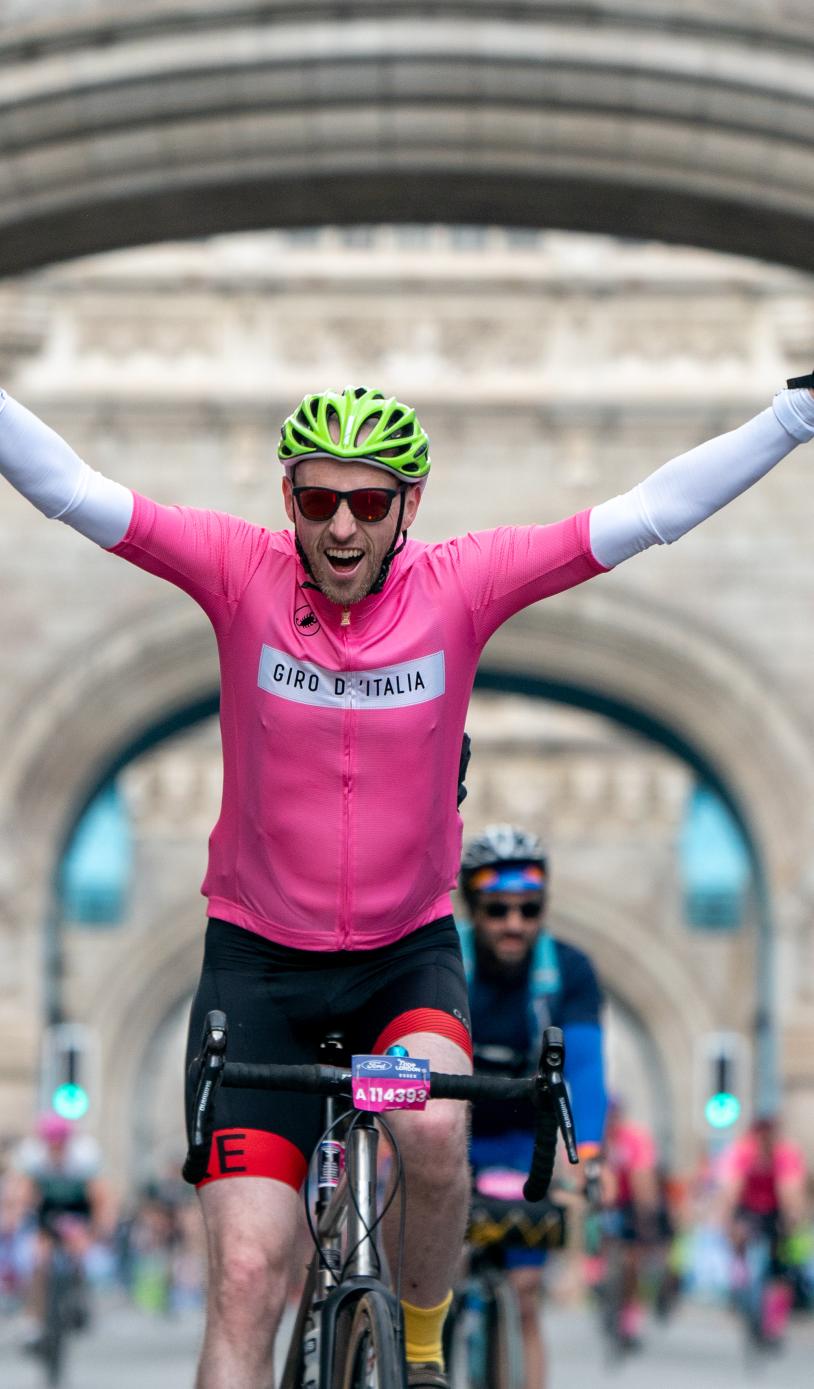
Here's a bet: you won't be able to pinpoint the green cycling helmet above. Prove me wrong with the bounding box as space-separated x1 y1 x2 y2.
278 386 430 480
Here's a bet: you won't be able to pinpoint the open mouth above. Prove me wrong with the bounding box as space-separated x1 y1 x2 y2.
325 548 365 576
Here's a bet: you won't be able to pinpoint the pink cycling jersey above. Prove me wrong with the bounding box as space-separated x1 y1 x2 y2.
720 1134 806 1214
111 493 605 949
606 1121 658 1207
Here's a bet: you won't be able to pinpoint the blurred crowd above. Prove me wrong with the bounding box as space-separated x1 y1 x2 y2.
0 1108 812 1358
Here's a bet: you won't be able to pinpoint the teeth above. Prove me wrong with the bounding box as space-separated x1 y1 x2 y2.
326 549 363 558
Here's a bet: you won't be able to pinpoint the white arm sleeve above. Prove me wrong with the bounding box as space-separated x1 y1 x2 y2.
589 389 814 569
0 390 133 548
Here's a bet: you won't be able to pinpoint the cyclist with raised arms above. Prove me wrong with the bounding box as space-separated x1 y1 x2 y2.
2 380 814 1389
459 824 607 1388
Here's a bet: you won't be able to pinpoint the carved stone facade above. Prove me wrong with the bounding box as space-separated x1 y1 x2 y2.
2 227 814 1182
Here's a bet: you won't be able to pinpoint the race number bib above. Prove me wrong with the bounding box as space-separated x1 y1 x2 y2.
351 1055 430 1111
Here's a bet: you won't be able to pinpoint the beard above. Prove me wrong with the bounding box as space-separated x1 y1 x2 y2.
307 547 378 606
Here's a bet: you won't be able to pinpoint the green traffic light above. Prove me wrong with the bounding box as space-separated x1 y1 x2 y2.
51 1082 89 1121
705 1091 741 1129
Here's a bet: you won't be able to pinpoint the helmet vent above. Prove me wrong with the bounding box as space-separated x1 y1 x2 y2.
278 389 430 479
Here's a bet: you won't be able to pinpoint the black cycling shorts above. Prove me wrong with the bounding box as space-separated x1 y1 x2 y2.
185 916 471 1190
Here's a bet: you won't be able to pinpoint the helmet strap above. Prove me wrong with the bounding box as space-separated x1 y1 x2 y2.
370 488 408 594
294 529 318 586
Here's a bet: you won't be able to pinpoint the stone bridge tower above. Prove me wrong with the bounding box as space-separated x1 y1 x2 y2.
1 1 814 1180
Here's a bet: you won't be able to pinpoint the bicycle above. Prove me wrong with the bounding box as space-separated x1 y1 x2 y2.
443 1177 567 1389
729 1209 796 1355
27 1217 90 1387
183 1010 579 1388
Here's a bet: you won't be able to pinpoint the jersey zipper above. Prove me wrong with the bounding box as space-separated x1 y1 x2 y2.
338 611 354 947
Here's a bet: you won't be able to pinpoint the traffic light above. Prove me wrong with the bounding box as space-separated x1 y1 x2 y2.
40 1023 97 1122
705 1048 741 1129
696 1031 750 1136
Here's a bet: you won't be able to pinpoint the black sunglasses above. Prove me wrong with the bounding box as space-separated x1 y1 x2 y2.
292 485 403 523
482 900 543 921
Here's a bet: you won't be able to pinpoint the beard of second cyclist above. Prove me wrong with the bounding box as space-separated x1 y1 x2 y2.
289 459 412 607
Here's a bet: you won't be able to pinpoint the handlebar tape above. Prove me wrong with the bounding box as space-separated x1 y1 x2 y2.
523 1100 559 1202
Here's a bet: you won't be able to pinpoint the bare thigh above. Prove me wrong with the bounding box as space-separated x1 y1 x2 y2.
198 1175 305 1294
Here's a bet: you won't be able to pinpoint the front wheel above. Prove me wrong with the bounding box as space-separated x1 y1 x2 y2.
41 1257 74 1387
336 1290 406 1389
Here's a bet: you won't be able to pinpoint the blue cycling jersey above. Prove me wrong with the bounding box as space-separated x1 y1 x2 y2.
458 923 608 1157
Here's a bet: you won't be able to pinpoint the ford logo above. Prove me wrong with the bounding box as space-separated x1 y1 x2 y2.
360 1059 391 1072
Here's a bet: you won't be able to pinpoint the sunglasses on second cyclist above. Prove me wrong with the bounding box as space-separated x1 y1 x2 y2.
482 900 544 921
292 485 404 524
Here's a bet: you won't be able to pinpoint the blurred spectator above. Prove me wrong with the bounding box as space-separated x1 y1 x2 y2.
120 1181 205 1316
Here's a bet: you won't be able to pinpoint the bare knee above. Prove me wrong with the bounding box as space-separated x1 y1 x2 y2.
208 1238 286 1325
397 1101 469 1193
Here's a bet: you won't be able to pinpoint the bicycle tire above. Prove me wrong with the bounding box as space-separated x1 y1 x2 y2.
443 1288 485 1389
486 1278 524 1389
42 1264 71 1387
334 1290 405 1389
443 1276 523 1389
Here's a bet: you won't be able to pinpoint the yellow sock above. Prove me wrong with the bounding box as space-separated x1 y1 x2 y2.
401 1291 453 1367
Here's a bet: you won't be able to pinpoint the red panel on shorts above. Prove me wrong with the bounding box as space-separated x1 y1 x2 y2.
374 1007 473 1061
197 1128 308 1191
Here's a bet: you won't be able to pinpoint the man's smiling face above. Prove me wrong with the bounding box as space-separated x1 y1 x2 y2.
283 457 421 606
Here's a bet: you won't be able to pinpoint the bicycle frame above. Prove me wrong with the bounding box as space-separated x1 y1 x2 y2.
278 1108 398 1389
183 1010 577 1388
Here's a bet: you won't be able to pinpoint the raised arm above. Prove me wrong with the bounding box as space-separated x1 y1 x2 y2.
590 388 814 568
0 391 133 547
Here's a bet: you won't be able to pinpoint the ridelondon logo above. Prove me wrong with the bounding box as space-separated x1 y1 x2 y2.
257 646 445 710
293 603 320 636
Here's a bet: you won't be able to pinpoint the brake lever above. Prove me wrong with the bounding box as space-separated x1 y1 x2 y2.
539 1026 579 1166
183 1010 228 1182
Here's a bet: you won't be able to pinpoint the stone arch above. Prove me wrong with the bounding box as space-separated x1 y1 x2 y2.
90 894 202 1186
4 2 814 274
478 585 814 894
8 583 813 912
4 581 813 1165
553 886 718 1166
